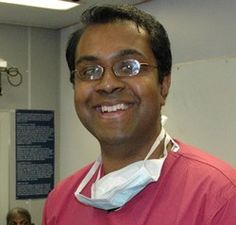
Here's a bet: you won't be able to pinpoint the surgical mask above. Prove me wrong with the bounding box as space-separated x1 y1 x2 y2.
74 117 179 210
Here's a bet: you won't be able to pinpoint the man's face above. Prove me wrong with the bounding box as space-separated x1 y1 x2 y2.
74 21 170 146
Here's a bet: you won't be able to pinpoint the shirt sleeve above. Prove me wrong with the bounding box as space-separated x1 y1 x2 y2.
209 193 236 225
41 196 55 225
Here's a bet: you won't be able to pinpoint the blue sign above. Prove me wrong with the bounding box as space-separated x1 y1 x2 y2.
15 109 54 199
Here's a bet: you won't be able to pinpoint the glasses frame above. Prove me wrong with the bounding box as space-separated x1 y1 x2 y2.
72 59 157 81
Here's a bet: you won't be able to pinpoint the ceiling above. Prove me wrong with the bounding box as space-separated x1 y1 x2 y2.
0 0 149 30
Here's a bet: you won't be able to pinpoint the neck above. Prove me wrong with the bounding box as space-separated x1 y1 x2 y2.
100 130 165 175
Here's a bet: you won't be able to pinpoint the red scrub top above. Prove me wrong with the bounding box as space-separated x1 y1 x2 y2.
42 141 236 225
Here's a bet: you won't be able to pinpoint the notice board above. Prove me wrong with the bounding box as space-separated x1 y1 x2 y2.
15 109 54 199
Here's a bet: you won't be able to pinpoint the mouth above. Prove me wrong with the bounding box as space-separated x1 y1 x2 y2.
96 103 130 113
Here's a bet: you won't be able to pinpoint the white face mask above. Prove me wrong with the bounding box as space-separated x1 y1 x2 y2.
74 117 179 210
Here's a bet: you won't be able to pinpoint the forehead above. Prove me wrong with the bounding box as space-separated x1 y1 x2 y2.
10 213 29 222
75 21 155 63
9 218 29 224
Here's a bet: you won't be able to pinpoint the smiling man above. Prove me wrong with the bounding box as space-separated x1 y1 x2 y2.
72 20 168 173
42 4 236 225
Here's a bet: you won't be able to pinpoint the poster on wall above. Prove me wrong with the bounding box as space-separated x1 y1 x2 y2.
15 109 54 199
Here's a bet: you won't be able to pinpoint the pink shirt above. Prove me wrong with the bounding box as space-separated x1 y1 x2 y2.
42 141 236 225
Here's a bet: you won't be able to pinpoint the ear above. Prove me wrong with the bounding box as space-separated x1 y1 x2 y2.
160 74 171 106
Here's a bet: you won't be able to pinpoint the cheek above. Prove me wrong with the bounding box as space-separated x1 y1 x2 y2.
134 77 161 103
73 86 93 129
135 78 163 118
74 84 90 113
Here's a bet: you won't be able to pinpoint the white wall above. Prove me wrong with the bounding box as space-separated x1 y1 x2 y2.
163 57 236 167
59 0 236 180
0 111 10 225
138 0 236 63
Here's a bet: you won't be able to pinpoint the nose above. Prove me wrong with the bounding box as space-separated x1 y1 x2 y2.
95 68 125 94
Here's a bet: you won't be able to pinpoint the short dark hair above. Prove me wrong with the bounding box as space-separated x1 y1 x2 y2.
66 4 172 84
7 207 32 225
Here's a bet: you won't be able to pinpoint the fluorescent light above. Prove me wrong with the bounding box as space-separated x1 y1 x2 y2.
0 58 7 68
0 0 79 10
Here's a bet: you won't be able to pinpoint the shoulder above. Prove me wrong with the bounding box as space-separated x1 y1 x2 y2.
42 163 94 224
169 140 236 197
164 141 236 222
46 163 93 203
175 140 236 184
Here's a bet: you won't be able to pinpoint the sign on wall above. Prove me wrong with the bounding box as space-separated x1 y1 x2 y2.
15 109 54 199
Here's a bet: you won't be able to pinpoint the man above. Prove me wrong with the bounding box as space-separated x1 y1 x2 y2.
7 207 34 225
42 4 236 225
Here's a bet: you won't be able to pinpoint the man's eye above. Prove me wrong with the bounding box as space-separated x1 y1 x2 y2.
120 64 133 73
79 66 101 80
119 61 139 76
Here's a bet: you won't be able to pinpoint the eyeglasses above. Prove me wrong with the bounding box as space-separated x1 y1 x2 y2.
72 59 157 81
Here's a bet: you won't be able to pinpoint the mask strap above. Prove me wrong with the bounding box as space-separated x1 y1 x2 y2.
164 133 180 153
76 156 101 193
144 127 166 160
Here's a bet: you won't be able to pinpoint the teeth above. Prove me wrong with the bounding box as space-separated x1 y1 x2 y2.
101 104 128 113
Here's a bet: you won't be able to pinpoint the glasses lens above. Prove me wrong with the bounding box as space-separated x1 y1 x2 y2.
77 65 103 80
114 59 140 77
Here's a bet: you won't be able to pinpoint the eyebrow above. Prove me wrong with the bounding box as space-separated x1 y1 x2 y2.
114 49 144 58
75 56 98 66
75 49 144 65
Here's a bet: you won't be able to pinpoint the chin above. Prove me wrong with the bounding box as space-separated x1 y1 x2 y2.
97 133 130 145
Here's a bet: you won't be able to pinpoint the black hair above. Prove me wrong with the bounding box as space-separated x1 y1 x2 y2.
66 4 172 84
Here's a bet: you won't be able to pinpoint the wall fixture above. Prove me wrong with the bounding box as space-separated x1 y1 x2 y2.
0 0 79 10
0 58 23 96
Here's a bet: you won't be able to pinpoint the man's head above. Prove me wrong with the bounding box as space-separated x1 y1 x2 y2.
66 4 172 85
66 4 172 148
6 207 33 225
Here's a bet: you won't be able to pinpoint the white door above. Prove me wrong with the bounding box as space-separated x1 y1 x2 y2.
0 111 10 224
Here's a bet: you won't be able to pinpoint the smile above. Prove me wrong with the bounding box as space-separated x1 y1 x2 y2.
101 103 129 113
